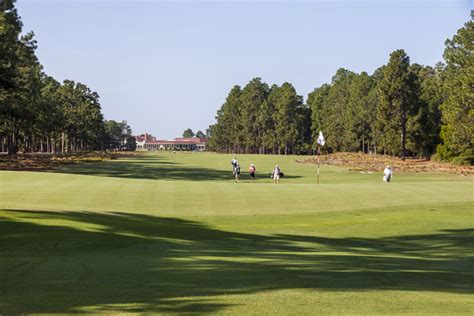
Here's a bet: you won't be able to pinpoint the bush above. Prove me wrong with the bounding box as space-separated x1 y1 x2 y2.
435 144 473 165
451 154 474 166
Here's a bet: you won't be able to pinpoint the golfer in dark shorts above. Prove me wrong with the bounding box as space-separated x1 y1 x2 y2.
234 163 241 182
249 163 256 181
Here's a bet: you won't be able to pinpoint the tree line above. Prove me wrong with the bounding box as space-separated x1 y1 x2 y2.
0 0 135 154
208 19 473 165
208 80 310 155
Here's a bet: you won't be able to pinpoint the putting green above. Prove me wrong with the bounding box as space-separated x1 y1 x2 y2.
1 152 473 314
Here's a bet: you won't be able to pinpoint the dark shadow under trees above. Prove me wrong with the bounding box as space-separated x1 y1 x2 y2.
1 210 473 313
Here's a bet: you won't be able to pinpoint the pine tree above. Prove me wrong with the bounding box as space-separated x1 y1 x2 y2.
346 72 376 152
375 50 414 158
437 20 473 164
209 85 242 152
256 98 276 154
0 1 131 154
272 82 302 155
239 78 268 153
308 84 330 151
195 130 206 139
326 69 355 152
0 1 30 154
406 64 445 158
295 103 312 154
182 128 194 138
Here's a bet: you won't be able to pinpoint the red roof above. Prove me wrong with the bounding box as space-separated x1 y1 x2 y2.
134 136 207 145
173 138 208 144
146 140 175 144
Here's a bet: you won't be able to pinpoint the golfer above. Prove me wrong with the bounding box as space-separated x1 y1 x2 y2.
383 165 393 183
231 156 237 170
272 165 281 184
249 163 256 181
234 163 241 183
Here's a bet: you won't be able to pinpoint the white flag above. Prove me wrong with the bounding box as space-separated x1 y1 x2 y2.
317 131 325 146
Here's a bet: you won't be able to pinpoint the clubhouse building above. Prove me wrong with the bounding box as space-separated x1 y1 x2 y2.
135 133 207 151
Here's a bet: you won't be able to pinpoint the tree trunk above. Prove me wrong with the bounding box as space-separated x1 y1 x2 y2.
401 112 407 160
8 127 18 155
61 132 65 153
362 135 365 154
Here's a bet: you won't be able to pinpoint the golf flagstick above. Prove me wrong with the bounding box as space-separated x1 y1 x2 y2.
316 131 325 184
317 145 320 184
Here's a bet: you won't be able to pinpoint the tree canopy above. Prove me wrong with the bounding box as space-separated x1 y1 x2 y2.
0 1 134 154
208 18 473 164
436 20 473 164
195 130 206 139
182 128 195 138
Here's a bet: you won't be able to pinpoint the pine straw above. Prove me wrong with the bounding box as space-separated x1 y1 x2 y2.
0 151 142 171
296 152 474 175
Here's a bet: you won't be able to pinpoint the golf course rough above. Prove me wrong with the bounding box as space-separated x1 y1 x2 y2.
1 152 473 315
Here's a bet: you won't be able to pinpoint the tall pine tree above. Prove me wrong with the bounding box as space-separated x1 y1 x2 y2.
375 49 415 158
437 20 473 164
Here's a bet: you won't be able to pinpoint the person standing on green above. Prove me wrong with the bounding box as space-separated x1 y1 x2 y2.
231 157 237 170
234 163 241 183
249 163 256 181
272 165 281 184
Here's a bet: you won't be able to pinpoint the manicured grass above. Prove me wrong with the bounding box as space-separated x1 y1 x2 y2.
0 152 473 314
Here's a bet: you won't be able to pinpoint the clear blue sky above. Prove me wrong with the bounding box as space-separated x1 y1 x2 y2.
17 0 471 139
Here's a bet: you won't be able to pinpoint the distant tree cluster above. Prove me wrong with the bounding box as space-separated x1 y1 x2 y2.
0 1 134 154
208 20 473 164
182 128 207 139
103 120 136 151
207 79 311 155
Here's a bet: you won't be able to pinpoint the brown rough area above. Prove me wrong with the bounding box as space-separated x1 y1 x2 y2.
0 152 142 171
296 152 474 175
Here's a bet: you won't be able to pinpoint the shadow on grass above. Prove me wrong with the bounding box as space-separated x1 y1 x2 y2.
1 210 473 313
51 157 301 181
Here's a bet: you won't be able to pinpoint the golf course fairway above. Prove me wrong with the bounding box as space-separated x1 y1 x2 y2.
1 152 473 315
